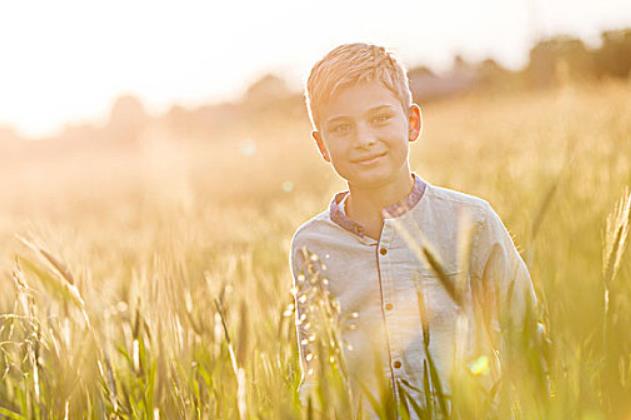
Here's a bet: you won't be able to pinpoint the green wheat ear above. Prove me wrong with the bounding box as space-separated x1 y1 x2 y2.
602 187 631 287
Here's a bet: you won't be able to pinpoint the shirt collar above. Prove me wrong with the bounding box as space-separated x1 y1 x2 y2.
329 172 427 239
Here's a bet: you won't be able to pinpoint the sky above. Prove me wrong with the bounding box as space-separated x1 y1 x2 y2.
1 0 630 138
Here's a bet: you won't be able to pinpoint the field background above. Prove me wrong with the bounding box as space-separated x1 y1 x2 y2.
1 78 631 418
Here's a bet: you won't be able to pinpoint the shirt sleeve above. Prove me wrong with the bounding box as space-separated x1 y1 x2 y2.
474 201 538 335
288 235 318 407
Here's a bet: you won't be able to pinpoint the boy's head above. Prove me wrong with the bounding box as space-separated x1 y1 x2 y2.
305 43 422 187
306 43 412 132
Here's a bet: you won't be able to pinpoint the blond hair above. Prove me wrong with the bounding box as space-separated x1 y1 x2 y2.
305 43 412 131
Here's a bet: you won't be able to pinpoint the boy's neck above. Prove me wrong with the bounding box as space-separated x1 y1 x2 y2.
345 168 415 227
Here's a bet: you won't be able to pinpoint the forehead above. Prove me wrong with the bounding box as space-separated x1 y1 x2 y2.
320 80 403 122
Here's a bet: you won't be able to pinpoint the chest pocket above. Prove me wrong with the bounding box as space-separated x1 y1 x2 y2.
418 271 468 327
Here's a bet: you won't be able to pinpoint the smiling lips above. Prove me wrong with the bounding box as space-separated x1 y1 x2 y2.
354 152 386 165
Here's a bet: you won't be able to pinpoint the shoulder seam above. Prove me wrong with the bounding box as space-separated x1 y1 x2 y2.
426 184 490 210
290 209 331 243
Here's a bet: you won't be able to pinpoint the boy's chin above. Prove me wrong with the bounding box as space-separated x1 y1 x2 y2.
345 172 392 188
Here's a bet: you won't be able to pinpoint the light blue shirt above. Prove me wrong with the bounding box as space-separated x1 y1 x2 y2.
289 173 538 418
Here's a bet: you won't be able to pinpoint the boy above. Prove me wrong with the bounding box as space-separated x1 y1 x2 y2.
288 43 539 417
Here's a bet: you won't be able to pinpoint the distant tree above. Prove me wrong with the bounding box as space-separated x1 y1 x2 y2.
476 58 514 88
0 125 19 144
107 95 147 144
452 54 469 73
408 65 436 78
527 35 595 87
242 73 290 106
595 29 631 79
165 104 190 138
60 123 102 143
0 125 21 160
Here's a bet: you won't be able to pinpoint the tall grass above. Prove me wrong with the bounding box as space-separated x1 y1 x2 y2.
1 80 630 418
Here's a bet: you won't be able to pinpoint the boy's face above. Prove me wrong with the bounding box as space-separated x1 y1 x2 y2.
312 80 422 188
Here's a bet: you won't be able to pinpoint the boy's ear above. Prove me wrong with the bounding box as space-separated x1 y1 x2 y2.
408 103 423 142
312 130 331 162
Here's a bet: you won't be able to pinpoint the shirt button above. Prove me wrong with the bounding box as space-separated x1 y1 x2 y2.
385 303 394 311
379 247 388 255
393 360 402 369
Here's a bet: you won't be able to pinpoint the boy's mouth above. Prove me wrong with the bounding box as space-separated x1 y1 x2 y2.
353 152 387 165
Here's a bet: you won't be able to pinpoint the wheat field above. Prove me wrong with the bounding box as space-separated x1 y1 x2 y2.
1 79 630 419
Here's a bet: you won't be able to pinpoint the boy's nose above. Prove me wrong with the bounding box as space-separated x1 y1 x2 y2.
354 123 377 148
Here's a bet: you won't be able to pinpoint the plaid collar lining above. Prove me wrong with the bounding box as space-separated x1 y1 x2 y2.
329 173 426 238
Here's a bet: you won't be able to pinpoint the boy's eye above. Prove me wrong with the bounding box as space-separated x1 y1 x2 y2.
331 123 352 135
372 114 392 124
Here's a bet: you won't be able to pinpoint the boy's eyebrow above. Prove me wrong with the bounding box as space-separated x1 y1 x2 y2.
365 105 395 114
325 105 396 126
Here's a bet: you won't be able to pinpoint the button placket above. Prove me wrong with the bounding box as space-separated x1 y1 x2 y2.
379 244 391 318
379 227 400 378
375 228 398 391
